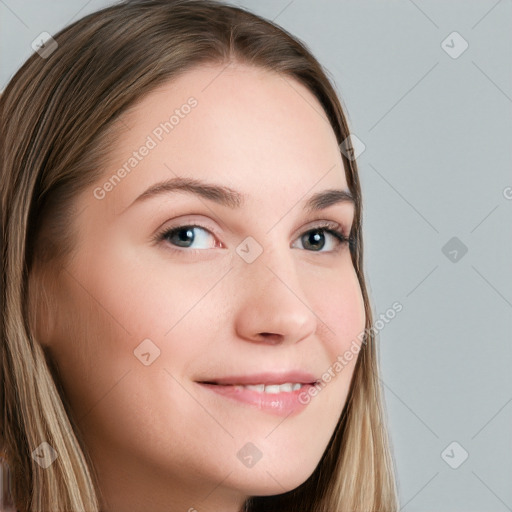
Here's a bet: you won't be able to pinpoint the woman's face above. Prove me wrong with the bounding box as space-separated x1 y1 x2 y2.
42 63 365 511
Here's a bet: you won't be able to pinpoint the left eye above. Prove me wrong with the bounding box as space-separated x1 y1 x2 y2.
157 222 351 254
293 225 349 252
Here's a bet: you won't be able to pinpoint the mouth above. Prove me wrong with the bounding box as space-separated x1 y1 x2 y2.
195 371 320 416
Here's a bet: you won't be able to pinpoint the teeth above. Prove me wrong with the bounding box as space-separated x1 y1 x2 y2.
237 382 304 393
245 384 265 392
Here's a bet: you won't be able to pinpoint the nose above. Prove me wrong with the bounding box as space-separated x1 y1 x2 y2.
233 244 318 347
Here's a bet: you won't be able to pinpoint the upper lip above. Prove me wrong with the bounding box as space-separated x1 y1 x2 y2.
197 371 319 386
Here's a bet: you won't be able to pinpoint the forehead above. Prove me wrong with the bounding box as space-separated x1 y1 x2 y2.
101 62 349 213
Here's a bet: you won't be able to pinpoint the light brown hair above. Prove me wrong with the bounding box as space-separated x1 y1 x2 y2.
0 0 399 510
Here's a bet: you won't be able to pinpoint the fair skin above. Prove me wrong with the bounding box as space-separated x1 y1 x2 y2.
39 63 365 512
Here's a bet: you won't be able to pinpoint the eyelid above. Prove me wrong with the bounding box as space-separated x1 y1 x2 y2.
296 219 345 237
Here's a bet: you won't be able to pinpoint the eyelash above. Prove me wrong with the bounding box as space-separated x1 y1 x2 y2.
154 221 355 255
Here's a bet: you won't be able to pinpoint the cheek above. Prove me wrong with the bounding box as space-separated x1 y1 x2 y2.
311 262 366 352
70 237 224 341
305 262 365 398
48 270 134 419
51 245 222 420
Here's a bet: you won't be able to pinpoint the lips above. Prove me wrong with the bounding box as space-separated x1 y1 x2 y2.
195 371 320 416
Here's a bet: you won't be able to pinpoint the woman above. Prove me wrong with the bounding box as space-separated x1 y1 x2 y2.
0 0 399 510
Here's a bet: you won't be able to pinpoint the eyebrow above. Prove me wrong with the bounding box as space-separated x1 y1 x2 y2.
125 177 355 213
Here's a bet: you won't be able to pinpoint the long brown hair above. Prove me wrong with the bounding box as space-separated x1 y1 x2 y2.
0 1 399 510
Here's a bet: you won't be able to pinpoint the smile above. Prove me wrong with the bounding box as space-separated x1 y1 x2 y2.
197 381 318 417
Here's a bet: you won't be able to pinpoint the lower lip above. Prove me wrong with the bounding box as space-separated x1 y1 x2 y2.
197 383 316 417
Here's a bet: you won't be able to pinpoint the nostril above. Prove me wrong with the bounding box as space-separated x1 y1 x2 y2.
259 333 281 344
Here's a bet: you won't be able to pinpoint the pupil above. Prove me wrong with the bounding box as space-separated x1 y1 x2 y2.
304 229 325 250
175 227 194 247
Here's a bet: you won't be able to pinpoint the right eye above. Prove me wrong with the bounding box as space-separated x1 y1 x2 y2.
156 224 221 252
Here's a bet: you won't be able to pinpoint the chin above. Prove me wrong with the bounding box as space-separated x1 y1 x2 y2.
231 461 318 497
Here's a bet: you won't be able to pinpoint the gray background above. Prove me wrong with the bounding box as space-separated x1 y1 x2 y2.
1 1 511 510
